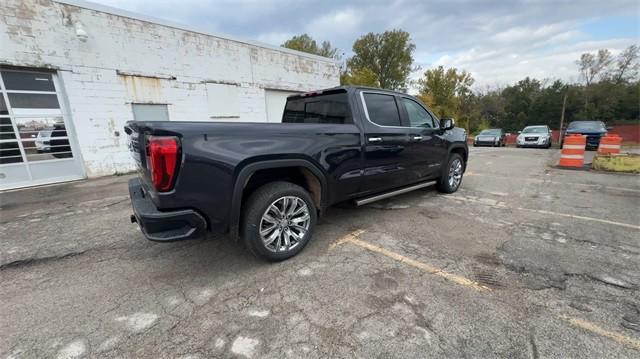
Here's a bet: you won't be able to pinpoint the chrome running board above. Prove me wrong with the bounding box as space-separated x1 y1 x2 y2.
354 180 437 206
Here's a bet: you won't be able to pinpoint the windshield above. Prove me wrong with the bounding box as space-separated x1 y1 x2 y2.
567 121 606 132
37 130 53 138
479 129 501 136
522 127 548 134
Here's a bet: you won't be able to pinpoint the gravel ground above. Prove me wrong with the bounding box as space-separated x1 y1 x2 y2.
1 147 639 358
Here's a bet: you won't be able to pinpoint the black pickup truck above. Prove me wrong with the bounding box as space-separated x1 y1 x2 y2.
125 86 468 261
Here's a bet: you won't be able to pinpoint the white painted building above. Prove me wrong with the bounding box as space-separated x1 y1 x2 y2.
0 0 340 190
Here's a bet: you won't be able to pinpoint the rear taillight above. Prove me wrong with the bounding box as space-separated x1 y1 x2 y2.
147 136 179 192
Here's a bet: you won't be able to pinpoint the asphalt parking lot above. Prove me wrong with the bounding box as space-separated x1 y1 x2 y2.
1 147 639 358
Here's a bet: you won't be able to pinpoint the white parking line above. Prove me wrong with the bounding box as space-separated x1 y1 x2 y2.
441 195 640 230
516 207 640 230
465 173 640 193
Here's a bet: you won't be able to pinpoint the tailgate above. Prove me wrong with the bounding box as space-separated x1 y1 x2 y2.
124 122 151 186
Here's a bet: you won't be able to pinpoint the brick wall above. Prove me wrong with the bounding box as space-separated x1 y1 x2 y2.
0 0 340 177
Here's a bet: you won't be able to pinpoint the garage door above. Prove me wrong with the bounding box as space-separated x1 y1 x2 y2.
265 89 299 122
0 69 84 190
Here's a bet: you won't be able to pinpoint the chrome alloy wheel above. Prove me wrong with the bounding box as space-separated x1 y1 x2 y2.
259 196 310 253
448 158 463 189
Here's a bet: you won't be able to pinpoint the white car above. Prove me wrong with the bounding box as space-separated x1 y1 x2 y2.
35 130 53 152
516 125 552 148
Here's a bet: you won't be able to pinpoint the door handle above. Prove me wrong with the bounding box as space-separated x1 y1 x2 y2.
368 137 383 143
412 135 423 141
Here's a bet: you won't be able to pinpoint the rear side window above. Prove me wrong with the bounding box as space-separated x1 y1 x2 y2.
283 92 351 124
363 93 401 127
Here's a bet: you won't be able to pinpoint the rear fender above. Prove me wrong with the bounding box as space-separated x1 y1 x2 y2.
229 159 327 240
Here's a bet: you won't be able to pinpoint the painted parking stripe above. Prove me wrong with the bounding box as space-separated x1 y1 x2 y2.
330 230 491 292
560 315 640 351
516 207 640 230
442 195 639 230
328 229 366 250
464 173 640 193
331 230 640 350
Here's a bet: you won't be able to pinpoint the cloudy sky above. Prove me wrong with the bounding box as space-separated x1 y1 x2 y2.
92 0 639 87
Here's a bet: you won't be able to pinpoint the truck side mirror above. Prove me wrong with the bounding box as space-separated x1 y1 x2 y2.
441 118 455 130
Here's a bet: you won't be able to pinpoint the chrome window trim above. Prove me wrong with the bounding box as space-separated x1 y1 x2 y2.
359 91 407 129
360 91 441 130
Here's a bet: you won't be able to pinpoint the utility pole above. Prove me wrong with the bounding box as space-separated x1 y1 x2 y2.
559 87 568 145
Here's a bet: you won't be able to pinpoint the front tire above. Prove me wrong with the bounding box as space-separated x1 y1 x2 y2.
437 153 464 193
242 181 317 261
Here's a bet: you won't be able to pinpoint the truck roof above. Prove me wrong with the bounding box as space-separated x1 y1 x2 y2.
290 86 407 99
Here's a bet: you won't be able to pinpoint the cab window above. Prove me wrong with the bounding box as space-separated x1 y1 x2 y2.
283 91 352 124
362 93 402 127
400 98 435 128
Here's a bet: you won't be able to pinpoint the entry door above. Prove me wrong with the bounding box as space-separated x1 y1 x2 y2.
397 97 447 178
359 92 418 194
0 69 84 190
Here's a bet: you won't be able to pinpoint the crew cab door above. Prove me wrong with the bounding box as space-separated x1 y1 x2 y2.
397 96 447 178
358 91 421 193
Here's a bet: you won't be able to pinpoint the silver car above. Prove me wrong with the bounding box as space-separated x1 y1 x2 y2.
516 125 552 148
35 129 53 152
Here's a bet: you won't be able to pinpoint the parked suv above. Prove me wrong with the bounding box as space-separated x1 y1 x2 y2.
516 125 552 148
125 86 469 261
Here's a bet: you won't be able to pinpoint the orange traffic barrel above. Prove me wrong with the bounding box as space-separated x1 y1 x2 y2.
559 134 586 168
597 134 622 155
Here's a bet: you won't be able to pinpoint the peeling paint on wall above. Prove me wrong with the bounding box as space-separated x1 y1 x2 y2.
119 74 165 103
1 0 339 179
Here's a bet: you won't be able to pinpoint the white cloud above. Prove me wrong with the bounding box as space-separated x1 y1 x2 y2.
255 31 294 46
90 0 639 86
305 8 363 43
434 38 636 87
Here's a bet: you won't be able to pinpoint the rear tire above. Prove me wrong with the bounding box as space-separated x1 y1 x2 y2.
437 153 464 194
242 181 317 262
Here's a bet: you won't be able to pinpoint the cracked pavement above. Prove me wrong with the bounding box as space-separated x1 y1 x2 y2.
1 147 639 358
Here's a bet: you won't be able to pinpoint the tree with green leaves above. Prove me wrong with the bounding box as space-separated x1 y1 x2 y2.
342 29 415 90
417 66 474 130
340 67 378 87
281 34 341 59
425 45 639 134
